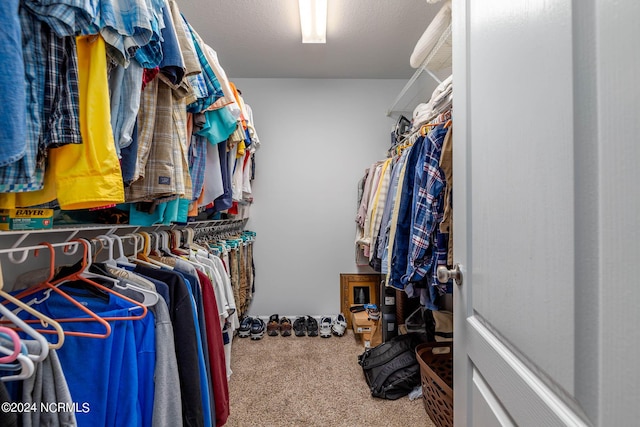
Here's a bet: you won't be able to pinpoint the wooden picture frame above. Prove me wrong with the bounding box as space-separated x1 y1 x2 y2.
340 273 381 329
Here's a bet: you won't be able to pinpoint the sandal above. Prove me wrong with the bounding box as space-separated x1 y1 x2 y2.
267 314 280 336
280 317 292 337
331 313 347 337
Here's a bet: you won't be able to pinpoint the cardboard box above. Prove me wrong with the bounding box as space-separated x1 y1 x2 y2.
0 209 54 231
352 310 382 348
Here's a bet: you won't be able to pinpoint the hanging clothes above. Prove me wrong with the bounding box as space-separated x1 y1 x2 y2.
0 0 26 169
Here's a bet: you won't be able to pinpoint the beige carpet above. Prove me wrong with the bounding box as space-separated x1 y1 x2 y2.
226 329 435 427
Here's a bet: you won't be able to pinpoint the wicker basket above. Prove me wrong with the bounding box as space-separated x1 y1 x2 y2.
416 342 454 427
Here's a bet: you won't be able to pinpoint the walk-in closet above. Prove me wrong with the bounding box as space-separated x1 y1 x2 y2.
0 0 637 426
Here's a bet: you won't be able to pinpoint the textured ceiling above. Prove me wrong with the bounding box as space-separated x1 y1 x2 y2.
178 0 440 79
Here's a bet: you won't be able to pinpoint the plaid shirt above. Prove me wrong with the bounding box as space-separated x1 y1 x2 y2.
188 134 207 202
22 0 95 37
133 0 167 68
44 30 82 149
99 0 160 67
0 7 46 194
0 0 27 168
127 77 191 202
185 21 224 113
404 125 449 284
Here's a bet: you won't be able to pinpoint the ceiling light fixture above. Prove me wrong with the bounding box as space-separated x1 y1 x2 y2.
298 0 327 43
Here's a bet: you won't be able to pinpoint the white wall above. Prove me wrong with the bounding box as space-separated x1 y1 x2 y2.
235 78 405 318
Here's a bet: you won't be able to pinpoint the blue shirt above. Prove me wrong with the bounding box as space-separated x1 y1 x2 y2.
388 136 425 290
0 7 45 193
379 147 412 273
177 273 213 427
13 285 156 427
159 3 185 85
0 0 26 168
404 125 448 284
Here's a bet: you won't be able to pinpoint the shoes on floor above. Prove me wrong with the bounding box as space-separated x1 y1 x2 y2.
332 313 347 337
267 314 280 336
280 317 292 337
250 317 266 340
319 316 332 338
293 316 306 336
238 316 252 338
306 316 319 337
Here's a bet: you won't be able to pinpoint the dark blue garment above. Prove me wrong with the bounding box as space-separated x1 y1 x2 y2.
173 268 216 427
388 136 425 290
176 272 213 427
158 3 184 85
0 0 26 167
120 121 139 186
11 286 155 427
213 140 233 212
133 266 204 427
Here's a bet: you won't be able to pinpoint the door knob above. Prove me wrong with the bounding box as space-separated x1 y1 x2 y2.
437 264 463 286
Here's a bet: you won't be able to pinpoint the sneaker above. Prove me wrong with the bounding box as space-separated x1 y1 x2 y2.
319 316 332 338
306 316 319 337
280 317 292 337
267 314 280 336
331 313 347 337
364 303 380 321
293 316 306 337
238 316 252 338
250 317 266 340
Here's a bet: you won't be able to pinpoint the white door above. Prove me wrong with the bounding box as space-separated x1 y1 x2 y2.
452 1 640 426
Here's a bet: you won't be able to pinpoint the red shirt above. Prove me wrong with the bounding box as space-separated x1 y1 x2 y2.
196 269 230 426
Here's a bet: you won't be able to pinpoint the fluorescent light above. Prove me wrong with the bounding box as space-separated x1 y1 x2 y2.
298 0 327 43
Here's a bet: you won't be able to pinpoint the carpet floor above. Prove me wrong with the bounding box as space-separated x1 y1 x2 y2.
225 329 435 427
